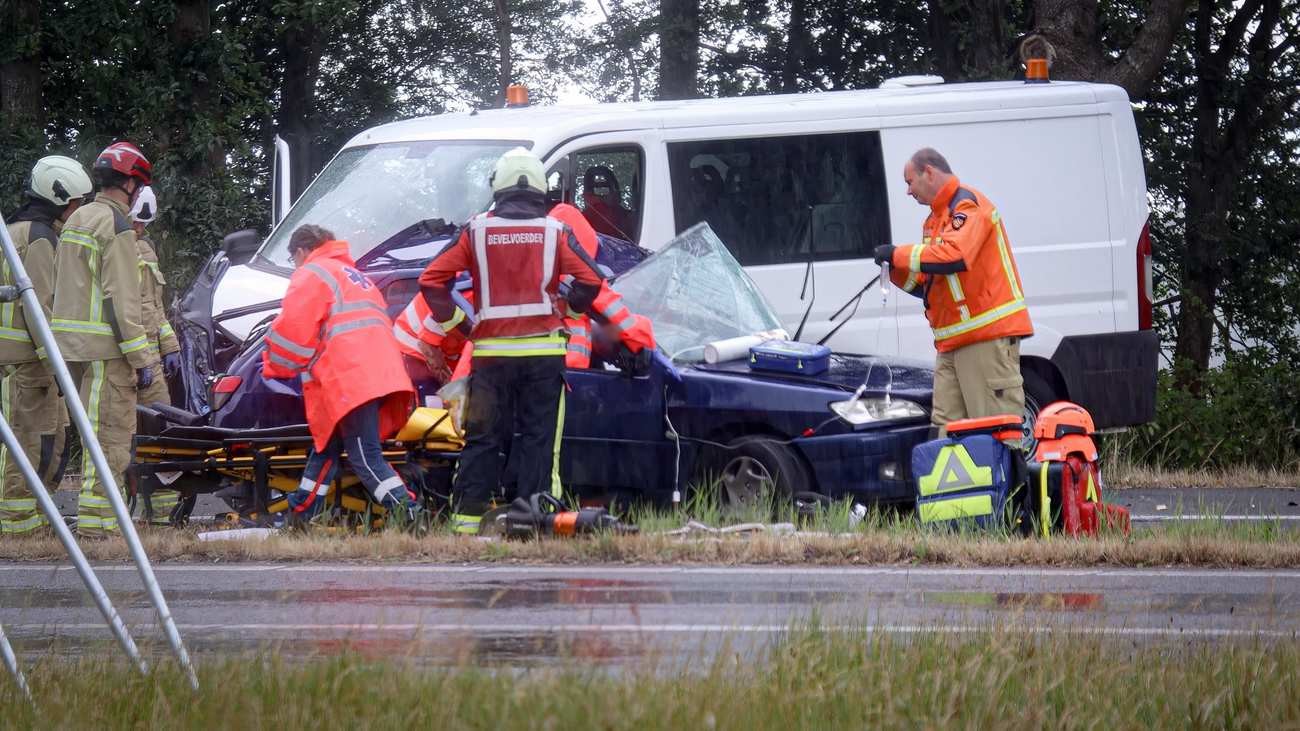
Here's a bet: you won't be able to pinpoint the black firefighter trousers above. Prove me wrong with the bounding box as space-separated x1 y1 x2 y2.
452 354 565 517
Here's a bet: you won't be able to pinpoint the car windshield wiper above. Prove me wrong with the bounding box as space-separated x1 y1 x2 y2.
355 218 458 269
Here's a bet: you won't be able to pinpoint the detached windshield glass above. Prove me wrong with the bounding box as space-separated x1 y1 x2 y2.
258 140 521 268
612 223 783 362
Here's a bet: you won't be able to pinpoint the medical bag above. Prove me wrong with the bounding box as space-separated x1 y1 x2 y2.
748 340 831 375
1029 402 1130 537
912 414 1027 530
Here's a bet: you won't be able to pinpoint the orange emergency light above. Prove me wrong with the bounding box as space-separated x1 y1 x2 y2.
505 84 530 107
1025 58 1050 84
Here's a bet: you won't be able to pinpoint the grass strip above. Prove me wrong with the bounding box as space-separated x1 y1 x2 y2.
3 627 1298 729
1 515 1298 566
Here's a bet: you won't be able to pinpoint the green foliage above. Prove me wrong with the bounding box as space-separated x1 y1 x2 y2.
5 631 1300 728
1117 358 1300 471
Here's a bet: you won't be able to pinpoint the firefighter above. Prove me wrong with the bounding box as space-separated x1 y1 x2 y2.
874 147 1034 434
418 147 652 535
262 224 420 524
0 156 91 536
129 185 181 525
52 142 157 538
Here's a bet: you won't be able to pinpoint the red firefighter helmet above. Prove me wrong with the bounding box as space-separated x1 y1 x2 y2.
1033 401 1098 462
93 141 152 185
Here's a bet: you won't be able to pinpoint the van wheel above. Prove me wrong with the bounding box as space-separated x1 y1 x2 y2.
707 436 811 509
1021 371 1057 452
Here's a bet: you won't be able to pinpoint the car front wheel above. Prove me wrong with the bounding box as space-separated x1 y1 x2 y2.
707 436 812 509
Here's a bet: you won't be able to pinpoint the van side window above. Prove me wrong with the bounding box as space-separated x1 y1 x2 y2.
573 146 644 243
667 132 891 265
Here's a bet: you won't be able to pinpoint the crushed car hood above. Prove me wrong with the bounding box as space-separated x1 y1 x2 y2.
692 353 933 405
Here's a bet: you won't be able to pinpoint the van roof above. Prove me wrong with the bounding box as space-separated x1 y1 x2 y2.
344 80 1127 154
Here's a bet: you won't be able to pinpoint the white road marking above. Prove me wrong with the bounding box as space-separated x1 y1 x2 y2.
1132 515 1300 522
4 622 1297 640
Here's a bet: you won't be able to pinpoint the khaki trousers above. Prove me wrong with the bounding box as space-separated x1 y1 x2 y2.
70 359 137 537
931 336 1025 428
0 361 67 535
134 360 177 524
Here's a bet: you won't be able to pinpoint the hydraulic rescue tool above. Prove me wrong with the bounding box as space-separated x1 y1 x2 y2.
499 493 639 539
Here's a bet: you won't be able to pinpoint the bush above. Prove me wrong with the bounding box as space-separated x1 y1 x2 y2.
1116 359 1300 471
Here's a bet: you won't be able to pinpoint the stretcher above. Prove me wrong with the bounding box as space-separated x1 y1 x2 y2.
131 406 463 528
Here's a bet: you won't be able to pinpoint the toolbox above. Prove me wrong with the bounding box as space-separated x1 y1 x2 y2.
748 340 831 375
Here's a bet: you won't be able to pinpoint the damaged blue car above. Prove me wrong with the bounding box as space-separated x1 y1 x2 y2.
138 223 933 522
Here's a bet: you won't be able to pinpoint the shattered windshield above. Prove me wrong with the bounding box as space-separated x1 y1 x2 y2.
257 140 521 269
612 223 783 362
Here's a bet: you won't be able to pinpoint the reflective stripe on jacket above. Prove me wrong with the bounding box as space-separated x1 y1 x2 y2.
261 240 414 451
0 219 58 365
51 198 154 367
137 236 179 358
392 293 470 367
889 177 1033 353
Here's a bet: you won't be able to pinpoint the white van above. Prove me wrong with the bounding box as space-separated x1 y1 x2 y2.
214 78 1157 429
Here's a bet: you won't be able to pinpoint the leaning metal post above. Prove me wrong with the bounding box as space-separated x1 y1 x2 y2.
0 222 197 690
0 620 33 706
0 407 148 676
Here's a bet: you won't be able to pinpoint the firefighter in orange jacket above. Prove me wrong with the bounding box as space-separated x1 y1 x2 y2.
874 148 1033 432
392 289 471 384
263 224 419 523
549 201 655 368
418 148 651 535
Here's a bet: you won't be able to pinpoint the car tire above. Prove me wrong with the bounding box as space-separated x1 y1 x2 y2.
1021 369 1058 452
704 436 812 509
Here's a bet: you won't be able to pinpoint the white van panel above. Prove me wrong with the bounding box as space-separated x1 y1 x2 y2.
212 264 288 340
877 113 1115 364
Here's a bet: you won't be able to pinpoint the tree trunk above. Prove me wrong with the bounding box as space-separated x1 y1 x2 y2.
494 0 513 105
0 0 43 132
279 13 328 196
1031 0 1189 99
659 0 699 99
926 0 1011 80
781 0 809 93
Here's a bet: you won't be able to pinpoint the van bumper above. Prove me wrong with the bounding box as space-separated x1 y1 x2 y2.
1049 330 1158 429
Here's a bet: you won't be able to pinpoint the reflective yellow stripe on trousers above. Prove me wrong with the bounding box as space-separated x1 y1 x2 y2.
474 333 566 357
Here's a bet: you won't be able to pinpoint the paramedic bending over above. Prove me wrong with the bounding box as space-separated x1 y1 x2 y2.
872 147 1034 434
262 224 420 525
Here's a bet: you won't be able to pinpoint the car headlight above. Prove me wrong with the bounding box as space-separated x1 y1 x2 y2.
830 396 926 425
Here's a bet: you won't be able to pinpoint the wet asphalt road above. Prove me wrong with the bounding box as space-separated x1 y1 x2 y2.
3 564 1298 667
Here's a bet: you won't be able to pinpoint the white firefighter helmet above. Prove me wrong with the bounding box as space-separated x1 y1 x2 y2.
29 155 93 207
490 147 546 196
130 185 158 224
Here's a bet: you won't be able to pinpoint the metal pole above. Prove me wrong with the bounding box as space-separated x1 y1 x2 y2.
0 222 197 690
0 621 33 706
0 409 147 675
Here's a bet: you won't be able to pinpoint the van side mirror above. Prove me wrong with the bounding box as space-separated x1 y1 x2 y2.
221 229 261 265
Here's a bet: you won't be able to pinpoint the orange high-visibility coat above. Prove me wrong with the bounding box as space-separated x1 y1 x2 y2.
263 240 414 450
550 202 656 367
392 290 471 369
889 177 1033 353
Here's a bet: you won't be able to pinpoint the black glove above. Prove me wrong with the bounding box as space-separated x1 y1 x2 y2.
872 245 895 266
613 345 651 377
136 367 153 388
162 352 181 379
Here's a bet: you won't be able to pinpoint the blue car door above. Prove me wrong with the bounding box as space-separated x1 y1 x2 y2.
560 362 673 498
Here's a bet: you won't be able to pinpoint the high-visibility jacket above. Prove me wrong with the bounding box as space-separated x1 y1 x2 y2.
262 240 414 450
889 177 1033 353
137 236 179 359
0 204 60 365
51 197 154 368
392 291 470 368
548 202 656 367
418 195 606 358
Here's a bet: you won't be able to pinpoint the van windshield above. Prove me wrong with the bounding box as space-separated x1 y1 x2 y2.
257 140 523 269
